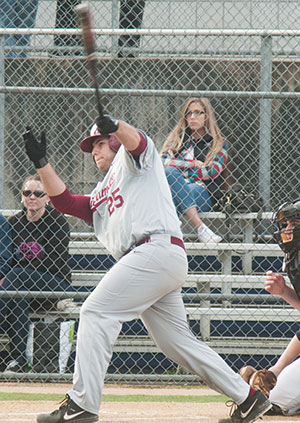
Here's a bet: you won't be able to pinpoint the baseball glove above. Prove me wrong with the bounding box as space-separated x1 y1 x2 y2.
240 366 277 397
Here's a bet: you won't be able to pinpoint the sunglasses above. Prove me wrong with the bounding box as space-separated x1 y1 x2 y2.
22 190 47 198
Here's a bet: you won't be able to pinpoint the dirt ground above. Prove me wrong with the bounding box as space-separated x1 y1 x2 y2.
0 383 298 423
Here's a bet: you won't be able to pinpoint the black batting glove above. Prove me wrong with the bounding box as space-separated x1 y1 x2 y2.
96 114 119 135
23 126 48 169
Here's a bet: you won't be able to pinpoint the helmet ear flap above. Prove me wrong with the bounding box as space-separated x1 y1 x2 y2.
108 134 121 153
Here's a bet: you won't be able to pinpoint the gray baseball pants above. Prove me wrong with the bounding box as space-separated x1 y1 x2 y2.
68 235 249 414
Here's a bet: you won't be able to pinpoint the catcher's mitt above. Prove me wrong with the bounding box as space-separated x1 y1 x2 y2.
240 366 277 397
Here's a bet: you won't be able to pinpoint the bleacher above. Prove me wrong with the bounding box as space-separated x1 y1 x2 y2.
0 209 292 375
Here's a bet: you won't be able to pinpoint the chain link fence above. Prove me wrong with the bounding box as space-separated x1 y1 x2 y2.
0 0 299 383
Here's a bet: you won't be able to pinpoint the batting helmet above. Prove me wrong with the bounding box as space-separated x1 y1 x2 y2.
272 200 300 253
80 123 121 153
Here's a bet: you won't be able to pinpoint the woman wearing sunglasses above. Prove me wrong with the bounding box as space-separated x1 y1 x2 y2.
160 97 229 243
0 174 71 373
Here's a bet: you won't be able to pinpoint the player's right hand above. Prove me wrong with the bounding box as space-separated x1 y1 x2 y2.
23 126 48 169
96 114 119 135
264 270 286 296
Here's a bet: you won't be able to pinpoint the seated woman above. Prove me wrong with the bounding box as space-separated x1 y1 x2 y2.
0 173 71 372
160 97 229 242
0 213 12 280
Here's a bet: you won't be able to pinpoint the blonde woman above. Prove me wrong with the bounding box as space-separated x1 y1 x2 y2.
161 98 229 242
1 174 71 373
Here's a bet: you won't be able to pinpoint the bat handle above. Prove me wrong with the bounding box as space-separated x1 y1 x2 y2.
95 87 104 118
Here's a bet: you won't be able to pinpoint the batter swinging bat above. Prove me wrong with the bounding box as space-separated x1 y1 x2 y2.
75 3 104 118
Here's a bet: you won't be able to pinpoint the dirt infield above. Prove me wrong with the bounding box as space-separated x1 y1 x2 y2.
0 383 298 423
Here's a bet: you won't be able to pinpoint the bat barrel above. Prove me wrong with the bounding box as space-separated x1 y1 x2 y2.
75 1 105 118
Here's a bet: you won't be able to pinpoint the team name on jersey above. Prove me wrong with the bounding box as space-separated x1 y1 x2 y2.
90 172 124 216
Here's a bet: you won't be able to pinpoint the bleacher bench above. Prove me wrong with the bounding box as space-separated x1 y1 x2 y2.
0 209 288 359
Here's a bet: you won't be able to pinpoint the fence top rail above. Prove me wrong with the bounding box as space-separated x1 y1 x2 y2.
1 86 300 99
1 28 300 37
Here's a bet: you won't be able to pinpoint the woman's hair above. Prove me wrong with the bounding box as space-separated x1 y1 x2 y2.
21 173 43 191
160 97 224 165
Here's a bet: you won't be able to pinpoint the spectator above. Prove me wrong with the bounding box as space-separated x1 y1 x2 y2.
54 0 81 54
263 199 300 415
118 0 146 57
0 173 71 373
0 213 12 280
0 213 12 369
24 117 271 423
160 97 228 242
53 1 146 57
0 0 38 57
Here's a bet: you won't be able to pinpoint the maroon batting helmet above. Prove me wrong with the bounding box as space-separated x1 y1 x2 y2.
80 123 121 153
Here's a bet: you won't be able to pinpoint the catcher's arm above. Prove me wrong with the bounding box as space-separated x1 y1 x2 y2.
265 271 300 311
269 334 300 376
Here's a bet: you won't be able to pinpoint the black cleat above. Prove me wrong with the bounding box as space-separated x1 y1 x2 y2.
218 390 272 423
36 394 98 422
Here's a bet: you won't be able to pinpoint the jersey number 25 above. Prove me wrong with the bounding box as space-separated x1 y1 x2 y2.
107 188 124 216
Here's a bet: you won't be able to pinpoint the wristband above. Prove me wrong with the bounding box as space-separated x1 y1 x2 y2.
34 157 48 169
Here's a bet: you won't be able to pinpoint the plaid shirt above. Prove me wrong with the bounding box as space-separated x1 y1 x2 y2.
161 135 229 183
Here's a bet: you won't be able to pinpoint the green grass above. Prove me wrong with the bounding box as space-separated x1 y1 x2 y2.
0 392 228 403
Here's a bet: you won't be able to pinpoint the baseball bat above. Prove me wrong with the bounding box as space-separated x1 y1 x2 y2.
75 3 104 118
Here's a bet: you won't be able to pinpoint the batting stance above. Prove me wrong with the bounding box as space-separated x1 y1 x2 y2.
23 115 271 423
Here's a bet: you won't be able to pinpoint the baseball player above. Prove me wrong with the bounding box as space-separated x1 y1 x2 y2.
264 200 300 415
238 200 300 417
23 115 271 423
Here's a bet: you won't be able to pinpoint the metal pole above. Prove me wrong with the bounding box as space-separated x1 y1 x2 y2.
259 35 272 210
111 0 119 54
0 35 5 207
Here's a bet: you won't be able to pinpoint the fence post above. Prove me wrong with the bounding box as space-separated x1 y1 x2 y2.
111 0 119 54
259 35 272 211
0 35 4 206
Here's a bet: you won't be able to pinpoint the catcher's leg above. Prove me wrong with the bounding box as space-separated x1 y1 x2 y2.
269 357 300 415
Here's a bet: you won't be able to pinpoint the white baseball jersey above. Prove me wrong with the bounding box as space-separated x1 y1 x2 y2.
89 132 183 259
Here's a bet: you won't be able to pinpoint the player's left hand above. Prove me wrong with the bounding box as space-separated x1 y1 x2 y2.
96 114 119 135
23 126 48 169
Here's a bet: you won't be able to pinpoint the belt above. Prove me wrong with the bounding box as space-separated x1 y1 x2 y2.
123 235 185 257
136 235 185 251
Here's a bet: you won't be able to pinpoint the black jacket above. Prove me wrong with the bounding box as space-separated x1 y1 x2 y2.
8 206 71 282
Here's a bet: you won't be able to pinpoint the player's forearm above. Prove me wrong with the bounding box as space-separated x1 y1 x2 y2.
115 120 140 151
270 334 300 376
37 163 67 197
280 285 300 310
